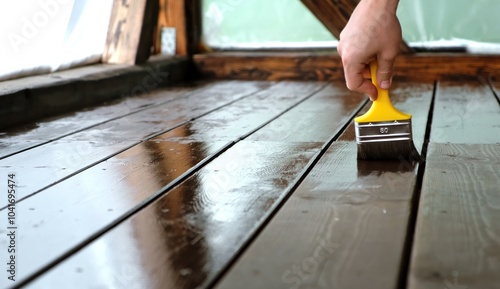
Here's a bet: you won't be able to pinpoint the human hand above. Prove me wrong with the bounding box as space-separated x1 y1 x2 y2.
337 0 402 101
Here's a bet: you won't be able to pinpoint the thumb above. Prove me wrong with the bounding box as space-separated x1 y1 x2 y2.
376 57 395 90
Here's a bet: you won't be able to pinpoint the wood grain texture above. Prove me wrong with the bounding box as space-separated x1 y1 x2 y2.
103 0 159 64
193 52 500 81
247 82 366 142
1 139 230 286
0 81 269 208
301 0 413 53
214 82 434 289
408 143 500 289
23 141 323 289
431 80 500 144
19 82 366 289
408 79 500 288
0 83 197 159
154 0 187 55
6 81 326 285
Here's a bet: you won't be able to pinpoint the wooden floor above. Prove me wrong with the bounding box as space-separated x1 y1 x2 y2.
0 79 499 289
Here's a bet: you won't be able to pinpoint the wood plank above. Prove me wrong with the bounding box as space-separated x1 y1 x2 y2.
22 142 323 289
103 0 159 64
18 83 366 288
301 0 413 53
0 84 198 159
247 82 367 142
3 81 328 285
0 81 269 208
430 80 500 144
154 0 188 55
214 81 434 289
193 52 500 81
408 80 500 289
0 139 230 286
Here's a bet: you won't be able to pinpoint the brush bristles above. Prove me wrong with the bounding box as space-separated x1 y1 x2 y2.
357 140 422 162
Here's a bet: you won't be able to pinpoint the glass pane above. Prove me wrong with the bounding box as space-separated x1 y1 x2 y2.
398 0 500 52
202 0 337 49
0 0 114 81
203 0 500 53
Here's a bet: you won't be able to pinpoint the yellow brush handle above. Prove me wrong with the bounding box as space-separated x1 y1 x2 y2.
354 61 411 123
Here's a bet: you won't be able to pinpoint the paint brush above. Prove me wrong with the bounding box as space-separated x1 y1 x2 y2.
354 61 421 161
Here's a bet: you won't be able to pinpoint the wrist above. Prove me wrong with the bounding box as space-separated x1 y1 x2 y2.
364 0 399 13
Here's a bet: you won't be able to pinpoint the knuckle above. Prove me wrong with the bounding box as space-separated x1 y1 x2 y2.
345 78 361 91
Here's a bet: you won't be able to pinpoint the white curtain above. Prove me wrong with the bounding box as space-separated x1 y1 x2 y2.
0 0 114 81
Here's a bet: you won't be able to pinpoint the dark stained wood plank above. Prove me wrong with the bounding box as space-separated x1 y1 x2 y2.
144 81 329 144
0 84 198 159
214 82 434 289
0 81 270 208
18 83 366 288
301 0 413 53
102 0 159 64
4 81 327 285
0 139 230 285
430 80 500 144
23 141 323 289
194 52 500 81
408 80 500 289
408 143 500 289
248 82 367 142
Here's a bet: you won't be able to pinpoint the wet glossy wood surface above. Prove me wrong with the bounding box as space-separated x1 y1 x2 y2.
2 79 497 289
0 81 269 207
408 81 500 289
1 81 328 284
0 84 193 159
17 82 366 288
215 82 434 289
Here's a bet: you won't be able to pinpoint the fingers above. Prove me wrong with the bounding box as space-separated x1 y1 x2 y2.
343 61 377 100
361 66 371 79
376 56 395 89
356 79 378 101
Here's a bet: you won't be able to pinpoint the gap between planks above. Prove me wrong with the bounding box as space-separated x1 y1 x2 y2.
213 81 435 289
408 80 500 289
17 82 366 289
9 81 332 286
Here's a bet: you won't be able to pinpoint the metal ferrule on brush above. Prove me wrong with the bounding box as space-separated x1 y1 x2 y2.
355 119 413 144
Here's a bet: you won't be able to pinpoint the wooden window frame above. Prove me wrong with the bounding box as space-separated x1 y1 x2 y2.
188 0 500 81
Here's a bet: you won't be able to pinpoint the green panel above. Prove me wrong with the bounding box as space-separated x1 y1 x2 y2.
398 0 500 43
202 0 336 48
203 0 500 49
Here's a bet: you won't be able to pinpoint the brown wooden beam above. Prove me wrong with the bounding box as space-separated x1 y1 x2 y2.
185 0 203 55
103 0 159 64
301 0 413 53
154 0 188 56
193 52 500 82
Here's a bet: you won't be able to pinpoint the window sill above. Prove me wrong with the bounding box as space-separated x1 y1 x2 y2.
0 55 189 130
